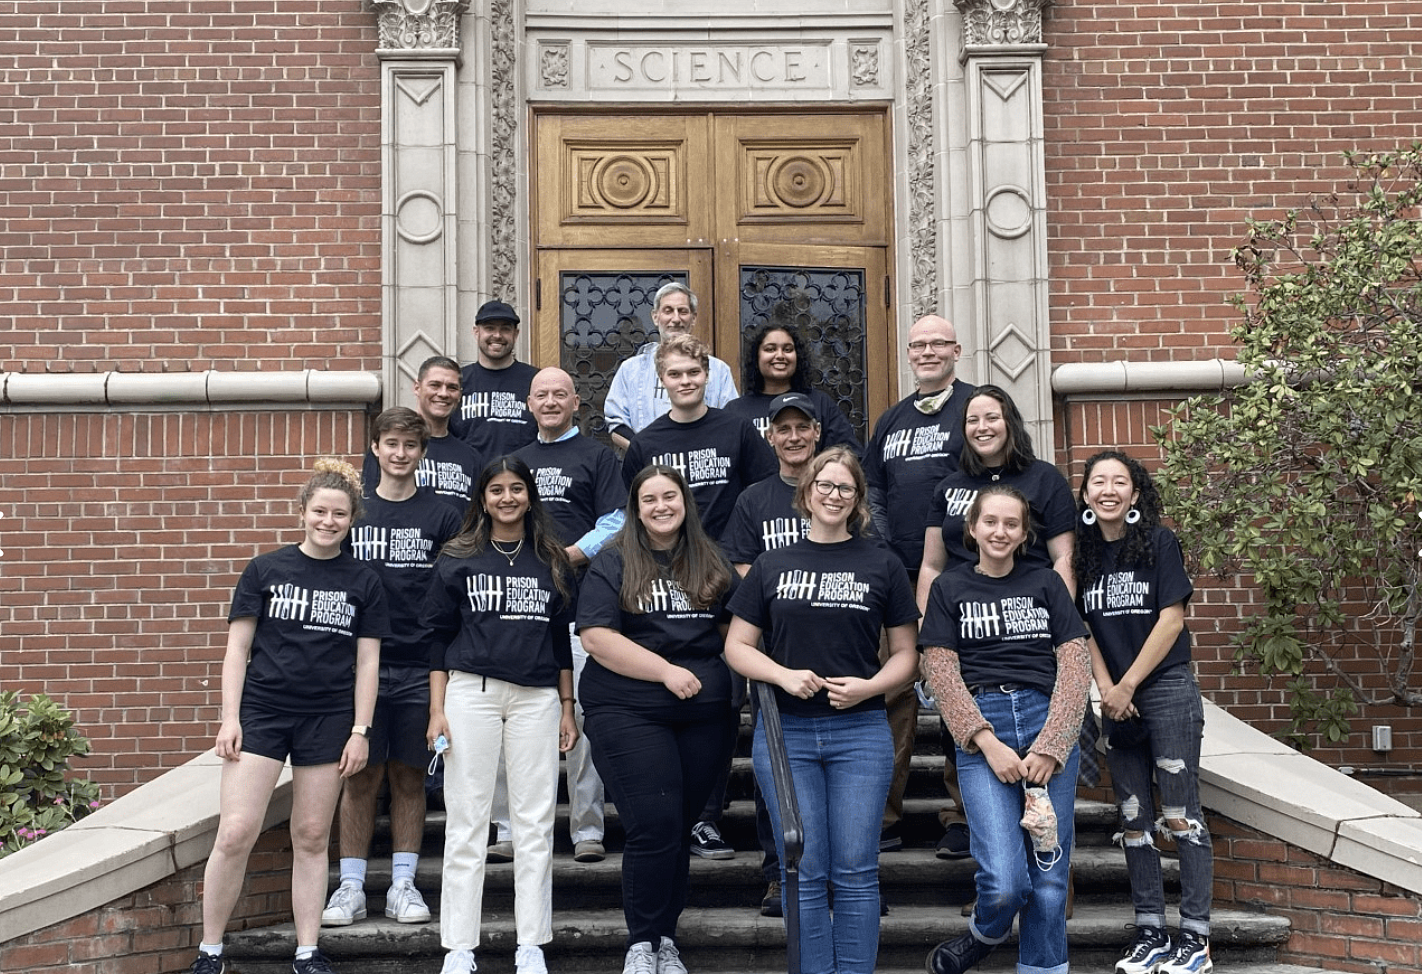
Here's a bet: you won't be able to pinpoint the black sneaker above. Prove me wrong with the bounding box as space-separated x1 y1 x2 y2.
189 954 226 974
761 880 783 917
879 823 903 851
1116 925 1172 974
926 932 995 974
293 949 337 974
690 821 735 859
935 822 971 859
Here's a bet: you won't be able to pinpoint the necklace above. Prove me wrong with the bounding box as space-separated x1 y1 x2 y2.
490 537 523 567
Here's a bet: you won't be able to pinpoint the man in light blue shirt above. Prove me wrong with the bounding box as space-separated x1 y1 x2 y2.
604 282 738 451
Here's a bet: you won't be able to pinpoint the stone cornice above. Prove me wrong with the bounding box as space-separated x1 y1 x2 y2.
0 370 381 410
954 0 1051 58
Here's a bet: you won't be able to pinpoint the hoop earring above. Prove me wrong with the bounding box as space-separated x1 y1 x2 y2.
1126 507 1141 524
1080 509 1097 526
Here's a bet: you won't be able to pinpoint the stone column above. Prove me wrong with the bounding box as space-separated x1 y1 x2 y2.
373 0 467 409
953 0 1054 450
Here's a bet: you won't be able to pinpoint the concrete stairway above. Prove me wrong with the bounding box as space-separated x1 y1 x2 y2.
226 712 1296 973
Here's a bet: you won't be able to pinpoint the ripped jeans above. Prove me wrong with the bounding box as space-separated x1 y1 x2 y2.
1106 665 1212 937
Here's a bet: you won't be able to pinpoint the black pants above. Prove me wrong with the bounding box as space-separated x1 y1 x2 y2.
585 703 737 947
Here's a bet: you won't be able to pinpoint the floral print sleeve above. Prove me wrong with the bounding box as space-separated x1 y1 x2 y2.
1028 636 1091 766
922 645 992 753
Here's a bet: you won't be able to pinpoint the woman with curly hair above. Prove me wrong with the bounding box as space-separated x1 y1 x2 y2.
424 456 579 974
1075 451 1213 974
722 320 862 454
577 464 741 974
189 459 388 974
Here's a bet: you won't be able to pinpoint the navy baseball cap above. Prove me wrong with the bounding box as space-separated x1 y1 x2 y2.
474 300 520 326
767 392 819 424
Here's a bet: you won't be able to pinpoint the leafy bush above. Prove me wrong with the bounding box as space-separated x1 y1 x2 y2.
1154 146 1422 747
0 691 102 857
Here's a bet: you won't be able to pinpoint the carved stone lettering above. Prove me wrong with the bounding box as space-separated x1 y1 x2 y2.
588 45 829 91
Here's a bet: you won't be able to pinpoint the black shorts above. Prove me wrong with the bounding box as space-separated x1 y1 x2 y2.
240 700 353 767
370 665 431 769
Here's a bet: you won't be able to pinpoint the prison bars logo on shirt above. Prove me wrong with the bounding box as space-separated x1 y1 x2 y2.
1081 572 1152 616
649 448 732 487
465 574 553 617
417 459 474 499
881 425 953 463
636 578 695 614
760 516 809 551
774 569 872 609
941 487 977 518
349 525 435 565
460 390 526 422
269 584 357 632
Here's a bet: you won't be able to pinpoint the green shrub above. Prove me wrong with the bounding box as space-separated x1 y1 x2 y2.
0 691 102 858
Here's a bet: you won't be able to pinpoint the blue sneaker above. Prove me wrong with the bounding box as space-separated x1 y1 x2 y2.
1158 931 1212 974
1116 925 1172 974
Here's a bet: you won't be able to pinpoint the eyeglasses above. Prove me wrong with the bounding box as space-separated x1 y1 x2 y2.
907 339 959 353
812 480 859 499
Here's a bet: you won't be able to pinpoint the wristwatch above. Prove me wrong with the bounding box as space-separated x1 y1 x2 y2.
351 724 371 738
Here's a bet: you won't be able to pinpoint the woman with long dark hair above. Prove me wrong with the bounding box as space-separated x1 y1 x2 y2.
722 320 861 453
424 456 578 974
920 484 1090 974
577 465 740 974
1075 451 1213 974
724 447 920 974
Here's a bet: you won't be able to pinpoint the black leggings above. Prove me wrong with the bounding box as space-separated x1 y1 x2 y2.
585 704 737 947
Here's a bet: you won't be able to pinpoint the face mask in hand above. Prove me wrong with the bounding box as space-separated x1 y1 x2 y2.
1021 785 1064 871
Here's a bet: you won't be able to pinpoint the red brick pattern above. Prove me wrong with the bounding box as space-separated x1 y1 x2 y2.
0 1 384 374
0 826 294 973
1214 817 1422 974
1043 2 1422 366
0 410 370 793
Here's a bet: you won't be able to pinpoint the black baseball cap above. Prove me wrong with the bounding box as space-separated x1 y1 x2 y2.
474 300 520 326
767 392 819 424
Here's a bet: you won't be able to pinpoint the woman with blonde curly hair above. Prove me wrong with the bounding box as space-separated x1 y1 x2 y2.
189 459 389 974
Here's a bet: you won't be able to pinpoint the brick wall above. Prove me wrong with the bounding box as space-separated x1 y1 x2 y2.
1214 816 1422 974
0 826 294 974
0 409 372 796
1043 1 1422 366
0 1 383 375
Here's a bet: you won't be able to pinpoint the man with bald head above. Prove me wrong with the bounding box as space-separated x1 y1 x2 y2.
864 315 976 860
500 367 625 861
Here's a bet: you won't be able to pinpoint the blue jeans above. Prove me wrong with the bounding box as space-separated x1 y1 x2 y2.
956 687 1078 974
1105 666 1212 937
753 709 893 974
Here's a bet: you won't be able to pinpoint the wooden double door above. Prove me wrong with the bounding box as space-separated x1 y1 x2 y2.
531 110 894 443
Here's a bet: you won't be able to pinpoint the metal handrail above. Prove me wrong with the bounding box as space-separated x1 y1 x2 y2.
752 679 803 974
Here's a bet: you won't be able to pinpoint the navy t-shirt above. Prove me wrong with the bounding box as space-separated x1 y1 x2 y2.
344 492 462 668
576 545 737 716
450 360 539 459
720 475 809 566
727 536 919 718
863 381 976 568
512 433 625 547
919 561 1088 699
1079 526 1194 689
621 407 778 539
229 545 391 713
423 544 574 688
722 389 863 457
362 435 482 519
927 459 1077 573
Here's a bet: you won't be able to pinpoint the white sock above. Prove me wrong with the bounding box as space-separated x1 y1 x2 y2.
338 857 367 888
199 942 223 957
391 851 418 885
296 945 317 960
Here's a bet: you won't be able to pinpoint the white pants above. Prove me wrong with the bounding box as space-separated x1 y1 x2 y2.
441 672 559 949
492 627 605 844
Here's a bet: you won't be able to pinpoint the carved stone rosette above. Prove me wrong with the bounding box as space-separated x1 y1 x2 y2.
954 0 1051 53
371 0 468 59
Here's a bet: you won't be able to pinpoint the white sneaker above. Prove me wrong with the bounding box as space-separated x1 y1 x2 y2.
621 942 657 974
657 937 687 974
320 883 366 926
514 944 548 974
384 880 432 924
440 948 476 974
